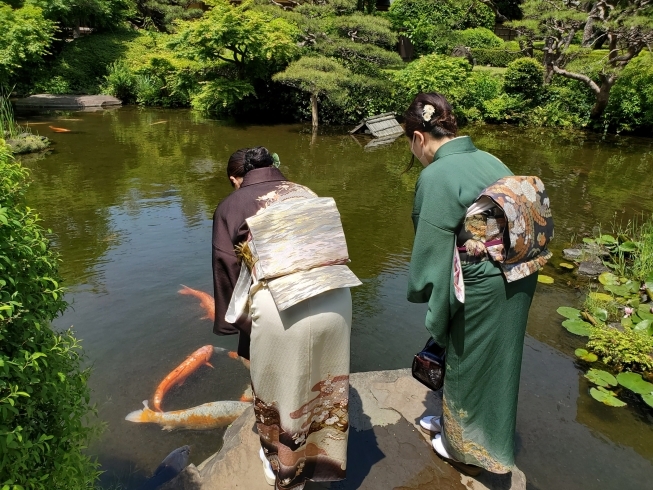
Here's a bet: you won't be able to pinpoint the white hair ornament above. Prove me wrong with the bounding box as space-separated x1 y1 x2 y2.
422 104 436 123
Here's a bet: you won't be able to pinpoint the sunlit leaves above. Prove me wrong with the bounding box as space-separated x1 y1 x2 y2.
585 368 617 387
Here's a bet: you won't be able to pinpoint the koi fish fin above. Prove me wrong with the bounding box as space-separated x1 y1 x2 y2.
228 351 238 359
125 400 151 423
240 386 253 403
214 347 228 355
206 362 214 369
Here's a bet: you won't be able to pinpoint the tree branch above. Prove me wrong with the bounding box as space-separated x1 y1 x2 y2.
551 65 601 94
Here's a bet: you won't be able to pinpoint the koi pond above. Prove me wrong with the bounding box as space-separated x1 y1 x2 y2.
18 108 653 489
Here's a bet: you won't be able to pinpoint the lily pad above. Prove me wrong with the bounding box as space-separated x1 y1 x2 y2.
562 319 592 336
618 241 639 253
616 372 653 395
557 306 581 319
621 316 634 328
633 319 651 333
559 262 575 270
590 387 627 407
599 272 620 286
642 393 653 408
590 292 613 302
637 304 653 322
575 348 598 362
597 235 617 245
591 308 608 323
604 283 638 297
585 368 617 387
537 275 554 284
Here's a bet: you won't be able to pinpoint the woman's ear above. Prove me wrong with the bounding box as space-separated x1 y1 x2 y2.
411 131 425 153
229 176 242 189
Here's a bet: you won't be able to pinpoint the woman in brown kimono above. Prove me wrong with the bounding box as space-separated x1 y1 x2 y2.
212 147 357 489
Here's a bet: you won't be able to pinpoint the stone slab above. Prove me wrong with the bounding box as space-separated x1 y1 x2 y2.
14 94 122 109
165 370 526 490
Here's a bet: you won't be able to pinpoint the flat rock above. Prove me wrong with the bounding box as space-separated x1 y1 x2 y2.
578 261 610 277
166 370 526 490
563 248 583 261
14 94 121 109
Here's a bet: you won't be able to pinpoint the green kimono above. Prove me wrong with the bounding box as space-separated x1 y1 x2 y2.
408 136 537 473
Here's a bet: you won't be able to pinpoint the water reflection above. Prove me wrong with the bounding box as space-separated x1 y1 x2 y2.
18 109 653 488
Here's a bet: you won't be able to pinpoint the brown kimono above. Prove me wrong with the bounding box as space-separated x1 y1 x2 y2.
212 167 313 358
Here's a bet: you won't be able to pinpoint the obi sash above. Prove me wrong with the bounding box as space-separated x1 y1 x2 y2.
225 197 361 322
454 176 554 303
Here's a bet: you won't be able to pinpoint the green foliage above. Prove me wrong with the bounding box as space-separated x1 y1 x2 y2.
27 0 131 30
387 0 495 56
393 54 472 107
0 4 55 86
472 47 523 67
190 78 255 113
587 327 653 372
274 55 350 103
0 142 100 488
332 13 397 49
603 52 653 134
130 0 203 32
29 30 139 95
172 0 299 78
504 57 543 100
454 27 503 49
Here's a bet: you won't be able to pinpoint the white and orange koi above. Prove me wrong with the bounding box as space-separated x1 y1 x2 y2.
153 345 213 412
125 399 249 431
178 285 215 321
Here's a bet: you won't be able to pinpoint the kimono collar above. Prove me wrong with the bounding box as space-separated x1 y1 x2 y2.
241 167 287 188
432 136 477 162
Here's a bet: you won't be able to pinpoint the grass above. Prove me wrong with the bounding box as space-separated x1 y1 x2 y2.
473 65 506 75
0 88 21 138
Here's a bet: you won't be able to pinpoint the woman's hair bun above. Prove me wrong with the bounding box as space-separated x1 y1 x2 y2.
244 146 274 172
404 92 458 139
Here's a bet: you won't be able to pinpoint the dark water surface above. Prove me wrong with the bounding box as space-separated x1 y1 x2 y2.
19 108 653 489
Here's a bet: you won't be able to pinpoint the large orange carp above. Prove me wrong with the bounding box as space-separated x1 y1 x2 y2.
126 400 249 430
153 345 214 412
178 285 215 321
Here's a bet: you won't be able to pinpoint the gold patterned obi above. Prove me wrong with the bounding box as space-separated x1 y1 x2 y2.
454 176 554 303
225 197 361 322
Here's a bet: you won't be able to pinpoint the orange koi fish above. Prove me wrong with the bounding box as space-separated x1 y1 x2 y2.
228 351 251 370
126 399 249 431
178 285 215 321
48 126 71 133
153 345 214 412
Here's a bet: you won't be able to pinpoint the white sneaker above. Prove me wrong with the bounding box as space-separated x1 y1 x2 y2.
432 433 453 458
419 415 442 434
259 447 275 486
432 434 483 476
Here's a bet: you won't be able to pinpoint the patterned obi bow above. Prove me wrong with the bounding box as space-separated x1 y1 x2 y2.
226 197 361 322
454 176 554 303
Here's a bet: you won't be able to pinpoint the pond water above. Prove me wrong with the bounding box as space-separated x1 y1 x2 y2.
18 108 653 489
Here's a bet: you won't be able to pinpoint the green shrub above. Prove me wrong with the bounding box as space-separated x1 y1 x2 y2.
387 0 494 56
458 70 503 121
504 57 543 100
454 27 503 49
472 48 523 67
481 93 527 123
603 52 653 133
103 61 137 103
0 142 100 488
393 54 472 108
30 30 140 94
587 326 653 372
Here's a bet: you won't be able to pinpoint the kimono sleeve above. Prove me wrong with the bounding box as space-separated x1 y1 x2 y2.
407 216 457 346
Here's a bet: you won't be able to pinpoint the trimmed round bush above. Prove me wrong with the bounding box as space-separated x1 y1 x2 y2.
504 57 544 100
455 28 503 49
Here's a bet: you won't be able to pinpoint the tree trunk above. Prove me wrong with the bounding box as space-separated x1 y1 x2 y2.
582 17 594 47
310 92 318 130
590 77 615 119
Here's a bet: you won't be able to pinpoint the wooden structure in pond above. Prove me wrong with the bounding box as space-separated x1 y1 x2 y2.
349 113 403 149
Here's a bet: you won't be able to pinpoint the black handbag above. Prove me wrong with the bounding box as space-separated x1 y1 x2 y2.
411 338 446 391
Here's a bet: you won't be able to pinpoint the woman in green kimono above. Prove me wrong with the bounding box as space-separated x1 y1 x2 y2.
405 93 541 475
